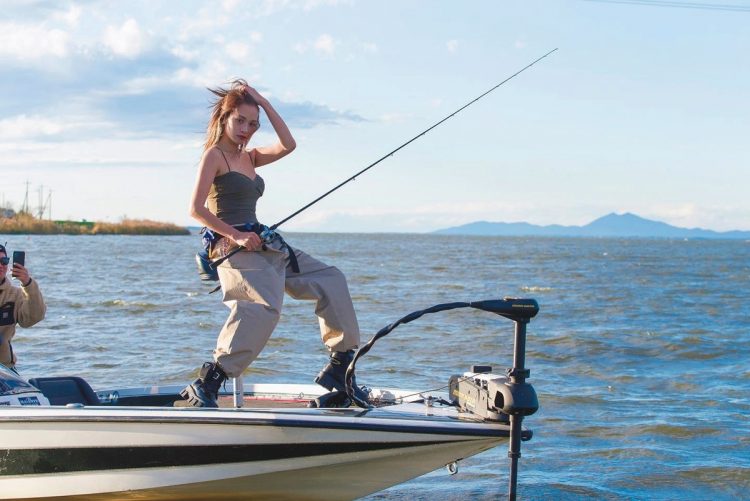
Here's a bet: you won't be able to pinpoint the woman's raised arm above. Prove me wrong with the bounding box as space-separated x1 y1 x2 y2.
243 84 296 168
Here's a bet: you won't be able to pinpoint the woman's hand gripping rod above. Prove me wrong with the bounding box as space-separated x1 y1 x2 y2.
209 48 558 270
209 225 277 271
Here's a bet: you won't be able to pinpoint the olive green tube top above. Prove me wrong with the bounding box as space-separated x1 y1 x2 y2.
206 172 265 225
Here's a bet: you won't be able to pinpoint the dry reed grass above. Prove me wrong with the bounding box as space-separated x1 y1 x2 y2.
0 213 189 235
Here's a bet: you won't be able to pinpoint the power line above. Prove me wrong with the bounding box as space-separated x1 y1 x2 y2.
585 0 750 12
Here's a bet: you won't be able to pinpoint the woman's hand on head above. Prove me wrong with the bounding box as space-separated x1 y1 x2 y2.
241 84 267 105
234 231 263 251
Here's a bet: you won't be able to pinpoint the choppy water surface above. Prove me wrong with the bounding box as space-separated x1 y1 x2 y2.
4 233 749 500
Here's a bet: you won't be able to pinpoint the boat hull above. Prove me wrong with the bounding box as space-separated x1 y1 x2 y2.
1 405 508 500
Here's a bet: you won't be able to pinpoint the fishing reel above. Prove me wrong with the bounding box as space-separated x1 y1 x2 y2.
258 225 277 244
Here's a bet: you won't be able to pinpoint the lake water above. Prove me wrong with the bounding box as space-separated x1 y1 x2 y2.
3 232 749 500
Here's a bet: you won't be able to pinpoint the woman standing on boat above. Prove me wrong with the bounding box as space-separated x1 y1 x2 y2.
183 80 368 408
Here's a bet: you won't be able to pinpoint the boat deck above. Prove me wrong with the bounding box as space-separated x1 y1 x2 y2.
174 395 315 408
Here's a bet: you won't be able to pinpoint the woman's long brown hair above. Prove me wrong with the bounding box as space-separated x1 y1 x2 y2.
204 79 258 151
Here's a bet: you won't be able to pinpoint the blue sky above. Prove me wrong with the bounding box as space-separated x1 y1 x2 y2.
1 0 748 232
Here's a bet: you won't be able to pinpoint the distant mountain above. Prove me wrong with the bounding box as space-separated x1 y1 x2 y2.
433 213 750 239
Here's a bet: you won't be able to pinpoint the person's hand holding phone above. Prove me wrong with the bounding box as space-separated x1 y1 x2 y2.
11 251 30 286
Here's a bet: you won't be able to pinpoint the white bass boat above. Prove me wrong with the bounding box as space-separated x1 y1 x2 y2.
0 298 539 500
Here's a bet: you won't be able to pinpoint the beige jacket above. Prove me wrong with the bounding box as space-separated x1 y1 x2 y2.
0 277 46 368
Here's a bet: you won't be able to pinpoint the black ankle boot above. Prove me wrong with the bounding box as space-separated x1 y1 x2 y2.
314 350 370 403
180 362 227 408
308 390 351 409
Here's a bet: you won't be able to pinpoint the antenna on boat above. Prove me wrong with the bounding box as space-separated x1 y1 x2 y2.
209 48 558 270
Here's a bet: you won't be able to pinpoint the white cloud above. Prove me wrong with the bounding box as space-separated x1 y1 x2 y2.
641 203 750 232
225 42 251 62
55 5 82 27
107 63 231 92
514 40 527 49
362 42 378 54
222 0 242 12
283 90 302 100
646 203 699 220
0 136 196 168
248 0 292 17
314 34 336 55
0 22 70 60
446 39 459 53
217 0 352 18
303 0 353 10
218 32 262 64
304 0 354 10
0 114 65 139
170 44 199 62
176 7 230 42
172 63 231 88
292 35 337 56
290 34 335 56
103 18 147 58
95 75 172 98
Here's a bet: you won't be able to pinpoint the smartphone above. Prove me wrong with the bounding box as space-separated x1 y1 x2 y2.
12 251 25 267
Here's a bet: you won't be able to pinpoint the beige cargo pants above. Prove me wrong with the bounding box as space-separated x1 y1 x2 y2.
212 238 360 377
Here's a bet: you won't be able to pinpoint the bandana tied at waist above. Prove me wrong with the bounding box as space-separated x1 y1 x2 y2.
195 223 300 285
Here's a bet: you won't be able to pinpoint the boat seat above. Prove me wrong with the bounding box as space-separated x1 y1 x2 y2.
28 376 100 406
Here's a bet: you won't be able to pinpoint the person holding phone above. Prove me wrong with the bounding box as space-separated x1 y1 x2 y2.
0 244 46 373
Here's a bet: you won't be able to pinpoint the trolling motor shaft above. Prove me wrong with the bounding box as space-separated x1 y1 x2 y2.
448 299 539 501
506 314 538 501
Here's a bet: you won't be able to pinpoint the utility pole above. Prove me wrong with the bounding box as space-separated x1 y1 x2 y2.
46 190 52 220
37 185 44 219
23 180 30 214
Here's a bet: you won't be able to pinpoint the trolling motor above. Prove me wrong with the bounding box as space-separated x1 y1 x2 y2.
449 299 539 422
344 297 539 501
449 299 539 501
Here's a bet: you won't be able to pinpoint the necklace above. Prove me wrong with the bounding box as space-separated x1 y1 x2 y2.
216 145 242 156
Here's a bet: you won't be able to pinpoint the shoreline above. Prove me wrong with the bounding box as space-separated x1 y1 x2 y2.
0 216 190 236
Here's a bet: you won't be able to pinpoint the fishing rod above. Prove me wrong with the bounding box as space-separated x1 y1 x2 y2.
210 47 558 269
